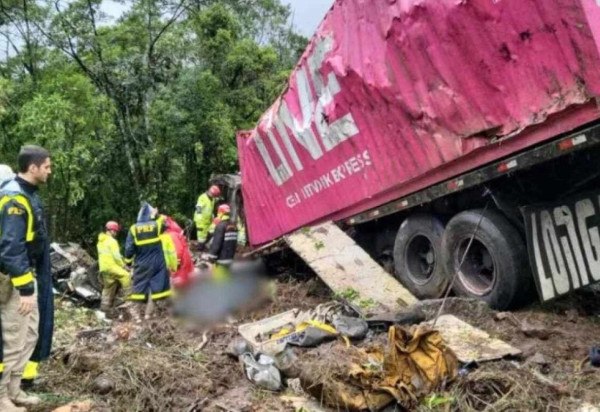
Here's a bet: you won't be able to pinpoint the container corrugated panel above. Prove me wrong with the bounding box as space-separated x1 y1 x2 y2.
237 0 600 246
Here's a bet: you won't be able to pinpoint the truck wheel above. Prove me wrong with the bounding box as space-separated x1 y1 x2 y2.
393 214 448 299
442 209 533 310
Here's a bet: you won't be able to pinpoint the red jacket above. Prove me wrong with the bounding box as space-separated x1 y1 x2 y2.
164 216 194 288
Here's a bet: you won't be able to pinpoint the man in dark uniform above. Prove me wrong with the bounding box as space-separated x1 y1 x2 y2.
124 203 176 322
205 204 238 281
0 146 54 411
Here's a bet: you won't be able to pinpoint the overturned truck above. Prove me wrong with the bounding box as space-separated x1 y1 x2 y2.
224 0 600 310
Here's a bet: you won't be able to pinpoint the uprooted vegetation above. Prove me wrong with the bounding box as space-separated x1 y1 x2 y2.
30 278 600 412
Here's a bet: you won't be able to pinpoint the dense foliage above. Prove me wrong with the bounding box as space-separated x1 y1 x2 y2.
0 0 306 248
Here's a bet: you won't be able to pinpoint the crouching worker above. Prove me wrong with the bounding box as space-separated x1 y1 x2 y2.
124 203 177 322
205 204 237 281
97 221 131 314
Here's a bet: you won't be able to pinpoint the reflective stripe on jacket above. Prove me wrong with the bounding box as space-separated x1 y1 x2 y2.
0 177 54 369
193 193 215 242
124 217 172 300
207 216 238 265
97 233 129 277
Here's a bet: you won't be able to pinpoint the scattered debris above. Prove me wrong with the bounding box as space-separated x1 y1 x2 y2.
528 352 551 374
578 403 600 412
198 330 210 351
226 339 251 359
285 222 418 313
365 308 427 330
454 365 548 411
51 242 102 305
52 400 94 412
566 308 579 323
298 325 457 411
33 275 600 411
91 374 114 395
528 352 549 366
429 314 521 363
240 353 282 392
332 315 368 340
519 319 556 340
494 311 512 322
280 395 328 412
238 302 359 355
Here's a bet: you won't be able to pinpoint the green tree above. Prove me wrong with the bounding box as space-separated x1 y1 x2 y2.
14 66 117 240
0 0 307 247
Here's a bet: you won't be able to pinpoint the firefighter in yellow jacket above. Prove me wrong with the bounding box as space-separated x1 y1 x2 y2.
97 221 131 313
193 185 220 251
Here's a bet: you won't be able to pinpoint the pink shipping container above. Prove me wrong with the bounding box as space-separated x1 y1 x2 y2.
237 0 600 246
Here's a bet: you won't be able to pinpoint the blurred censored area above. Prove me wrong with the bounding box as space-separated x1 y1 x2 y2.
172 259 270 326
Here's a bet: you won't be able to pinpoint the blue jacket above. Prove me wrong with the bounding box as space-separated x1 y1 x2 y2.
124 203 171 301
0 177 54 364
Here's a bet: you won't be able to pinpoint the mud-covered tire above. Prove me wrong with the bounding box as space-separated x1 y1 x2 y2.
442 209 534 310
393 214 448 299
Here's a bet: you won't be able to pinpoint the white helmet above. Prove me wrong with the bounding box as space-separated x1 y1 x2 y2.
0 164 15 186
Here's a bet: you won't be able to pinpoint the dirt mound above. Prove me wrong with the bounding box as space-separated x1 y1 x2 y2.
39 319 232 411
453 362 562 411
31 279 600 412
33 278 330 412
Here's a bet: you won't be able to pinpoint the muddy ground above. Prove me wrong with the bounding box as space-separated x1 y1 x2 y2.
28 271 600 412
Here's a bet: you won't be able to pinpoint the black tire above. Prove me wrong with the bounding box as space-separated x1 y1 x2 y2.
442 209 534 310
393 214 448 299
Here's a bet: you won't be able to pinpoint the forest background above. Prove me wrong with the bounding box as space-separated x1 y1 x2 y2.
0 0 308 248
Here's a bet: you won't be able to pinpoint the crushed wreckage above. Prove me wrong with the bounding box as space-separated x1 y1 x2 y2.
50 242 102 304
232 298 529 411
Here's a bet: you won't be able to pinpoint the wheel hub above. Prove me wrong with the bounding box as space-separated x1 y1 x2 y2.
405 235 436 285
456 239 496 296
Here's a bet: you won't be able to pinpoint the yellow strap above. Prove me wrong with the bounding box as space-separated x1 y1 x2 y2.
12 272 34 287
0 195 35 242
305 320 338 334
270 326 294 340
341 335 351 348
0 363 4 373
22 361 38 379
134 237 161 246
151 290 172 300
271 320 338 340
128 290 172 301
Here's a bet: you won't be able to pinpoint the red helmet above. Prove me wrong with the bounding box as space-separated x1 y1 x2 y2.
208 185 221 197
217 204 231 215
105 221 121 232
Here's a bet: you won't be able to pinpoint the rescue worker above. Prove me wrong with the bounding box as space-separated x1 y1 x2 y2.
205 204 238 281
209 206 246 249
163 216 194 289
193 185 220 251
0 146 54 411
124 203 177 321
97 221 132 314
